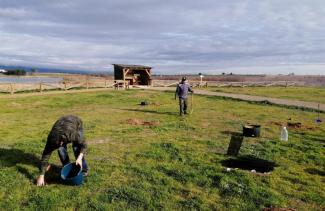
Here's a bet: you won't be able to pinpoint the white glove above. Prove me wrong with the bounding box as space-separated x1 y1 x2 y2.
76 153 84 169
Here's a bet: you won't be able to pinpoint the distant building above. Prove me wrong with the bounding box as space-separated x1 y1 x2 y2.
113 64 152 86
0 69 7 73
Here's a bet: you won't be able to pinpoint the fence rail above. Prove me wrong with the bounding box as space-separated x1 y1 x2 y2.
152 80 306 88
0 78 306 95
0 79 124 94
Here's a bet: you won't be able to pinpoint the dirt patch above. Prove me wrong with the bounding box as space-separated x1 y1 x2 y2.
269 121 283 126
88 138 110 145
151 102 161 106
125 118 160 126
287 122 302 129
287 122 315 130
269 121 315 130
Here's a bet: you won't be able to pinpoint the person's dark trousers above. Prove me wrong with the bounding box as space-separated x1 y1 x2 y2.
58 143 88 172
179 97 188 115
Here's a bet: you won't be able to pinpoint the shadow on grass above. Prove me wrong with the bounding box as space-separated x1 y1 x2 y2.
0 147 61 184
221 155 277 173
0 147 39 167
304 168 325 176
220 130 243 136
307 135 325 145
118 108 177 116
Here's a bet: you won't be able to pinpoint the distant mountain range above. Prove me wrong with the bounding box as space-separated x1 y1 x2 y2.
0 65 113 75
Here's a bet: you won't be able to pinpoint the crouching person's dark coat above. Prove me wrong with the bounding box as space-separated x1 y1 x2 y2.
39 115 87 174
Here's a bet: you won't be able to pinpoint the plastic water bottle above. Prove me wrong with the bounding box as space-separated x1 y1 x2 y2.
280 126 288 141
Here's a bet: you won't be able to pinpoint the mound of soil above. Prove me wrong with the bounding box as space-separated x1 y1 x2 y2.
269 121 314 130
126 119 160 126
269 121 283 126
287 122 314 130
151 102 161 106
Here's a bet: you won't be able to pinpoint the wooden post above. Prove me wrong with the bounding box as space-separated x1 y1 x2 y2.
64 82 67 91
86 76 89 89
227 135 244 156
122 69 125 89
10 83 14 95
39 82 43 93
104 79 107 88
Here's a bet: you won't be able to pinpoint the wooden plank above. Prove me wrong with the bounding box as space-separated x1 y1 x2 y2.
124 68 130 77
144 69 151 77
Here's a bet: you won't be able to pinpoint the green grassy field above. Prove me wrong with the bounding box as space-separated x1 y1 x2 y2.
0 89 324 210
205 86 325 103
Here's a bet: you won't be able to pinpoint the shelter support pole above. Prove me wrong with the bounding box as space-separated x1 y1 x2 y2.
123 68 130 89
144 69 151 86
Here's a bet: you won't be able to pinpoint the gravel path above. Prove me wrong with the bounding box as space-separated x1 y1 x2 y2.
148 87 325 112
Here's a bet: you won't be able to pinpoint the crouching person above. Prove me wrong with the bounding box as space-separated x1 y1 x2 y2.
37 115 88 186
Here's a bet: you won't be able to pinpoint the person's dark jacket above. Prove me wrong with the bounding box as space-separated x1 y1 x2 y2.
175 82 193 99
39 115 87 174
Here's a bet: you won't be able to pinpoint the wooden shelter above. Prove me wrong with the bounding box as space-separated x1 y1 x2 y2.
113 64 152 86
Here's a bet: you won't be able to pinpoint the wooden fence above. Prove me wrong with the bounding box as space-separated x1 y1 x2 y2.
0 78 306 95
152 80 305 88
0 78 128 94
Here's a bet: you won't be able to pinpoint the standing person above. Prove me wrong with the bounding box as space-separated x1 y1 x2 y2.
175 76 194 116
37 115 89 186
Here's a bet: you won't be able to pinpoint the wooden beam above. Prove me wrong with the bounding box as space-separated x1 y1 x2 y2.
144 69 151 77
124 68 130 77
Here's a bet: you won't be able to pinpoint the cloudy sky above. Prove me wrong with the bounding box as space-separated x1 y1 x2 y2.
0 0 325 74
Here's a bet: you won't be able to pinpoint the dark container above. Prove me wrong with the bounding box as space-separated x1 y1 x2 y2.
243 125 261 137
140 101 149 106
61 163 83 185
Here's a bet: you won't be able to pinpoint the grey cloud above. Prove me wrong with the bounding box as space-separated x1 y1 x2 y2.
0 0 325 74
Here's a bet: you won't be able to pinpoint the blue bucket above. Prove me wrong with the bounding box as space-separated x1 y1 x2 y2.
61 163 83 185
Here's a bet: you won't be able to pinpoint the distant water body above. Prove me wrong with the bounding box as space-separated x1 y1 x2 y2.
0 76 62 84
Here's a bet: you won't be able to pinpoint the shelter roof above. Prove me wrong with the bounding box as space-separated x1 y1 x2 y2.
113 64 152 69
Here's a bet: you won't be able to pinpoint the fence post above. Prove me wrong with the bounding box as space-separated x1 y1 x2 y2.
10 83 14 95
39 82 43 93
64 82 67 91
86 77 89 89
104 79 107 88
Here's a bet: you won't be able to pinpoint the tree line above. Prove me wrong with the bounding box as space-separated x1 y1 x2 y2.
3 69 27 76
